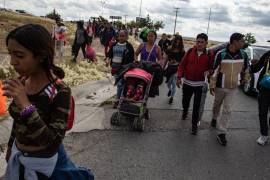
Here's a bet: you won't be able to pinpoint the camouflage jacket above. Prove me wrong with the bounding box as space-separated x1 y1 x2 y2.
8 80 71 156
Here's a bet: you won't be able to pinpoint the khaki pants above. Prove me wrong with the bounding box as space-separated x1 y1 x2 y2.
212 88 236 133
55 40 64 57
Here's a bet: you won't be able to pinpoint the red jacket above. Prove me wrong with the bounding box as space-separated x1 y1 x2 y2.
177 47 214 81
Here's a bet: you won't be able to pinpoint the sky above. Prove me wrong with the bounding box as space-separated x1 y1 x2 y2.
2 0 270 45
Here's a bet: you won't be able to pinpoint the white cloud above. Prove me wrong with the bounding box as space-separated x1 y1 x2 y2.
2 0 270 45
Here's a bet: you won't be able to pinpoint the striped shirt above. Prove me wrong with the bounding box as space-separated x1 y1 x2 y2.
112 42 127 63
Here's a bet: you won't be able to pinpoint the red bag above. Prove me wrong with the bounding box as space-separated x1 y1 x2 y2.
85 45 96 60
66 96 75 130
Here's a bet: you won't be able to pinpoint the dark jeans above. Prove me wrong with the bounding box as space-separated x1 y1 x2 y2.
73 43 86 62
182 83 203 128
19 144 94 180
116 78 124 100
258 89 270 136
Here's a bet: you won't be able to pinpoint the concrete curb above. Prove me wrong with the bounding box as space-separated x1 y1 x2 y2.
69 76 116 133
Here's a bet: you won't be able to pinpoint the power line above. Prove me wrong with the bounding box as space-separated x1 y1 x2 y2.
100 0 106 17
176 11 227 14
139 0 142 18
124 14 128 25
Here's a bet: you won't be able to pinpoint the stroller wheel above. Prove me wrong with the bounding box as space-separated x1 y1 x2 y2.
111 112 121 126
133 117 145 132
138 117 145 131
145 109 150 120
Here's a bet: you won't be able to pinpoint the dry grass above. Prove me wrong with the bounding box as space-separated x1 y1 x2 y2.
0 11 107 85
0 10 53 53
57 56 110 87
0 10 76 53
0 10 222 87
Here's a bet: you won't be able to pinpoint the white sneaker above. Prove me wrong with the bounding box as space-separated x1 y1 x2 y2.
256 136 269 146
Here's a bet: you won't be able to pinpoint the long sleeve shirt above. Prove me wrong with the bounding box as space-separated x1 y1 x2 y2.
8 80 71 156
177 47 214 86
210 46 249 89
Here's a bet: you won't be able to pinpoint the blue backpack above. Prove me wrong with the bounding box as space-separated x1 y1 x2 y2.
259 59 270 89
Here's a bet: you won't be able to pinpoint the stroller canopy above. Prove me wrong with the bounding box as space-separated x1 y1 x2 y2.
124 68 153 84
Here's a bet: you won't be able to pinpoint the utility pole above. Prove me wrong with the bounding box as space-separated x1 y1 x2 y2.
3 0 6 9
173 7 180 35
124 15 128 25
100 0 106 17
139 0 142 18
206 7 212 35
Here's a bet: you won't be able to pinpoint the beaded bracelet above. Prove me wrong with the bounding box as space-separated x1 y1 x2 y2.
20 104 37 119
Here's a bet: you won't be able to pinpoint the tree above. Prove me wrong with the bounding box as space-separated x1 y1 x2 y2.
145 14 153 28
113 21 125 29
135 14 165 30
153 21 165 31
136 16 149 28
45 9 62 22
127 20 138 28
244 33 256 45
98 16 108 23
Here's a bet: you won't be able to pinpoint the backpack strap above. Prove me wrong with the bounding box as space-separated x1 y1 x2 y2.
206 49 214 61
146 44 156 62
220 49 227 61
47 79 75 131
266 59 270 75
66 96 75 131
240 49 247 60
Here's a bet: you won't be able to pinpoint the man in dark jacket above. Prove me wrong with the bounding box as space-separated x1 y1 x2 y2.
72 21 89 63
158 33 171 56
177 33 214 135
107 30 135 108
101 23 116 58
250 50 270 145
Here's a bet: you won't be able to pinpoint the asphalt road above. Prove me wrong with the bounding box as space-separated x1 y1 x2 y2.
64 83 270 180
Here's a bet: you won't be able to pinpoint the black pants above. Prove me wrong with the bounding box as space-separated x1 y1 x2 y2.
258 89 270 136
88 36 93 45
72 43 86 62
182 83 203 128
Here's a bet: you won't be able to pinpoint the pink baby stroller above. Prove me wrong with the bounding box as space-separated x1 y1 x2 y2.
111 68 153 131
